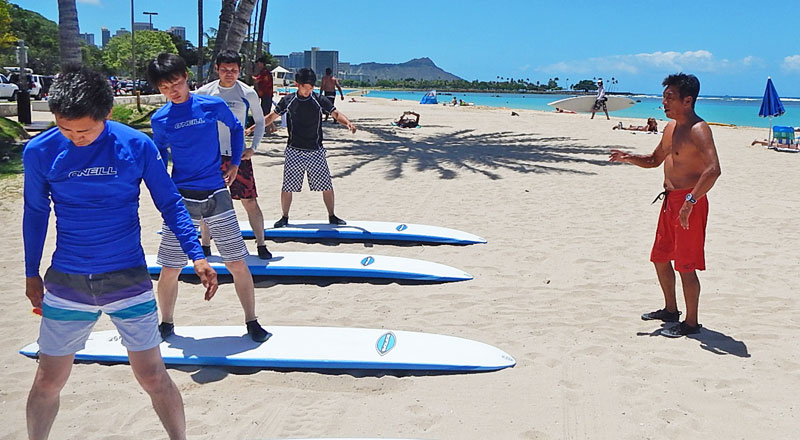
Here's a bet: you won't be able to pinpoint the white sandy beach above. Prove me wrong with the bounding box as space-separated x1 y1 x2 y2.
1 96 799 439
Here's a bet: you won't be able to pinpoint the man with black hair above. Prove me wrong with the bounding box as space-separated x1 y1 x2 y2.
249 67 357 227
147 53 270 343
610 73 721 338
196 50 271 260
23 66 216 440
252 55 274 116
320 67 344 121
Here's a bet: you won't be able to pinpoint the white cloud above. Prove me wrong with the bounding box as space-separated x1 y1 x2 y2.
537 50 755 75
77 0 101 5
782 55 800 72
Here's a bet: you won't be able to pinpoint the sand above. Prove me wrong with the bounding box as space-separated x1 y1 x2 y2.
1 96 798 439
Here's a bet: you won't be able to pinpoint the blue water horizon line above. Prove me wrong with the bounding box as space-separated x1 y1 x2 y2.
363 89 800 128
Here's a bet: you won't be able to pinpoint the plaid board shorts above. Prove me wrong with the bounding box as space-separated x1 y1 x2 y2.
282 146 333 192
37 266 160 356
158 188 249 267
221 156 258 200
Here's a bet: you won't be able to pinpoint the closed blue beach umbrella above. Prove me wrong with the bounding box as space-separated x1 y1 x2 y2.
759 77 785 144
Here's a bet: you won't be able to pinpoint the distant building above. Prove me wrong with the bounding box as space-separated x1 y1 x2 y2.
288 52 305 70
338 62 351 75
133 22 153 32
304 47 338 76
101 27 110 48
273 55 289 68
79 33 95 46
166 26 186 40
114 28 131 38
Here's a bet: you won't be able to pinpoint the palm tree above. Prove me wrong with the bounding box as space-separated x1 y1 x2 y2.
57 0 82 68
208 0 236 77
198 0 204 82
222 0 257 52
254 0 268 58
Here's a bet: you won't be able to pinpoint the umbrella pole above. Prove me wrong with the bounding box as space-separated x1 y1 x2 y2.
769 116 773 147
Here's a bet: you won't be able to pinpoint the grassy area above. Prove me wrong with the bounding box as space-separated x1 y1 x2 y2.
0 117 29 179
111 104 159 130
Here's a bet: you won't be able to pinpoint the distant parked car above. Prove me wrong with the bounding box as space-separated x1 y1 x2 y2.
10 73 46 100
0 73 19 101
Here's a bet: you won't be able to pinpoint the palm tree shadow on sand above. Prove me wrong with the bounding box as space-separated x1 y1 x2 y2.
255 118 622 181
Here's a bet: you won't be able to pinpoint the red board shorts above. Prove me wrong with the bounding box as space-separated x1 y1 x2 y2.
650 188 709 272
221 156 258 200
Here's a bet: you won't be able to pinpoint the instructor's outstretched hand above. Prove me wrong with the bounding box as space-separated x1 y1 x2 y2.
193 259 218 300
609 149 632 163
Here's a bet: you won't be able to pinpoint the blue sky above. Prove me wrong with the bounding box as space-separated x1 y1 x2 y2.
14 0 800 97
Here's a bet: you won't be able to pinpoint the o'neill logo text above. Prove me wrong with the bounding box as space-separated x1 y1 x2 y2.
375 332 396 356
68 166 117 178
174 118 206 129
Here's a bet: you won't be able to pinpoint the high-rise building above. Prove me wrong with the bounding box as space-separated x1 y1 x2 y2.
273 55 289 68
288 52 305 70
101 27 110 48
166 26 186 40
79 33 95 46
304 47 338 76
338 62 351 75
115 28 131 38
133 22 153 32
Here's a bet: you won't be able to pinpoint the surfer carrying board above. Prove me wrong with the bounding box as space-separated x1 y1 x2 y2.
196 50 272 261
249 67 357 228
22 66 217 440
147 53 271 343
609 73 721 337
591 78 610 120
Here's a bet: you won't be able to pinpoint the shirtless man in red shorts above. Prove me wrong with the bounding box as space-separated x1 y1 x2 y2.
609 73 721 337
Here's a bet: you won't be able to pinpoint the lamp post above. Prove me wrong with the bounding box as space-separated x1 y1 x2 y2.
131 0 141 110
143 11 158 30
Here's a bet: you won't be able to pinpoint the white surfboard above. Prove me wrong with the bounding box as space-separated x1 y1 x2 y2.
19 326 516 372
548 95 635 113
145 253 472 282
246 220 486 245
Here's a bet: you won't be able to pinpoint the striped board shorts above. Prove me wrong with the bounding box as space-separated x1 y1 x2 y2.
158 188 249 267
282 146 333 192
38 266 160 356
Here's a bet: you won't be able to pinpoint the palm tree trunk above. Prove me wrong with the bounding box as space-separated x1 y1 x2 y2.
197 0 204 83
255 0 268 58
222 0 256 53
207 0 236 81
57 0 82 68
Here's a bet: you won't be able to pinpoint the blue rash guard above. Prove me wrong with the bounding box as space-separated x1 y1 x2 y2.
150 93 244 191
23 121 204 277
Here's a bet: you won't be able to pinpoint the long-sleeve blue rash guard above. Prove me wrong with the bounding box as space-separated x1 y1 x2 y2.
150 93 244 191
23 121 204 277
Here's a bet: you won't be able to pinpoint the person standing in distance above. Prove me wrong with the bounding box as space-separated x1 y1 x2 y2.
609 73 721 337
252 55 274 118
148 53 270 343
196 50 272 260
320 67 344 121
23 66 217 440
249 67 357 228
591 78 609 120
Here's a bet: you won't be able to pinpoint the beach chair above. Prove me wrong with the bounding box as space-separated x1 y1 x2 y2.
771 126 800 152
770 126 794 148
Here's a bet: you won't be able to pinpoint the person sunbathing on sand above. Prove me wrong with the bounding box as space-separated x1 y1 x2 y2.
394 111 420 128
613 117 658 133
554 107 575 114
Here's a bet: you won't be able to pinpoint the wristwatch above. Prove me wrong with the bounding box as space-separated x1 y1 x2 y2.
685 193 697 204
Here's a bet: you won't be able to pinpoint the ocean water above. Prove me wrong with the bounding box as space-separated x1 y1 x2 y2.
363 90 800 129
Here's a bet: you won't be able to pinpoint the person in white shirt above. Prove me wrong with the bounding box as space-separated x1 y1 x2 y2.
195 50 271 259
591 78 609 120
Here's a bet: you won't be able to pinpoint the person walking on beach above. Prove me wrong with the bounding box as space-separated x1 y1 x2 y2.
248 67 356 228
251 55 274 117
591 78 609 120
609 73 721 337
147 53 271 342
22 66 217 440
196 50 272 260
320 67 344 121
